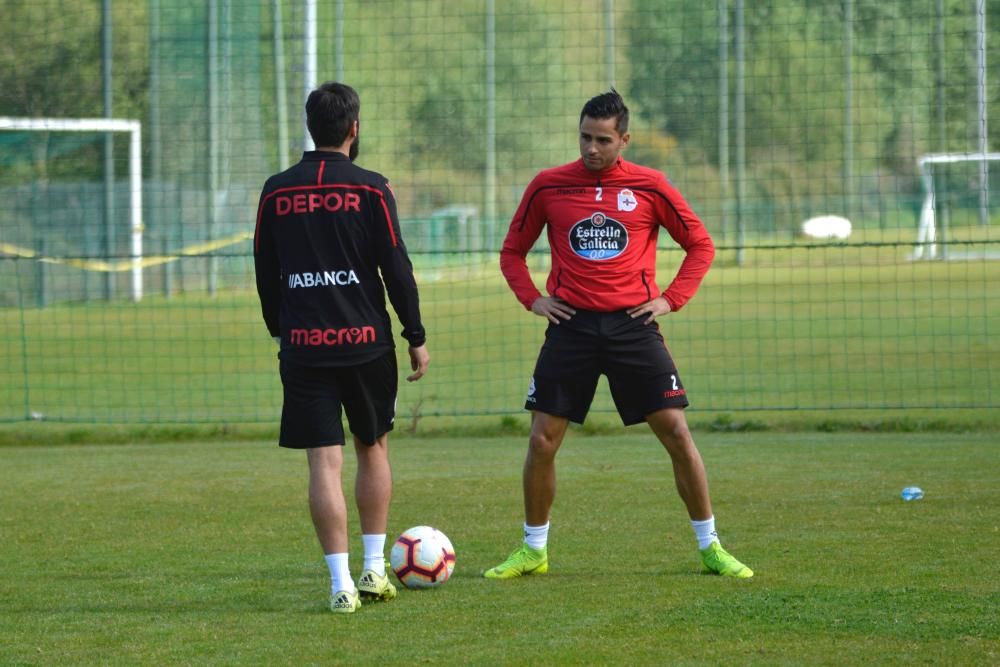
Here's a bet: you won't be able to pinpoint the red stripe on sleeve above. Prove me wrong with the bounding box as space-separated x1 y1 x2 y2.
379 197 398 247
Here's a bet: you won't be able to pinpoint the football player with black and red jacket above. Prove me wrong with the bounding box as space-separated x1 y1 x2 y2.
254 82 428 613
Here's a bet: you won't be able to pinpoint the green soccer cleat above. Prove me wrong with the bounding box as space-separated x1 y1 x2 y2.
357 569 397 602
700 542 753 579
483 544 548 579
329 588 361 613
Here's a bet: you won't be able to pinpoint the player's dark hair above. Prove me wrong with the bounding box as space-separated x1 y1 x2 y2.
580 88 629 134
305 82 360 148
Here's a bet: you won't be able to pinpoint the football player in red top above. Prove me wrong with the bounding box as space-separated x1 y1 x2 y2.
487 90 753 580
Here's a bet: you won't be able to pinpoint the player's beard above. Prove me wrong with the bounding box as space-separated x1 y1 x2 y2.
349 133 359 162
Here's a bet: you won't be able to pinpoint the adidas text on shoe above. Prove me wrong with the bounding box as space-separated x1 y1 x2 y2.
357 569 397 602
329 588 361 613
700 542 753 579
483 544 548 579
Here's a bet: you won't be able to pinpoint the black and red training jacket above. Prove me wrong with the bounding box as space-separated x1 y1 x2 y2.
254 151 426 367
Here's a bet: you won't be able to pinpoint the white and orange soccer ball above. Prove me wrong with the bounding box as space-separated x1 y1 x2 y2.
389 525 456 589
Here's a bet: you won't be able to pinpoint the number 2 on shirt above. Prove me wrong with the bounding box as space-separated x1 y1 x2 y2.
595 186 603 201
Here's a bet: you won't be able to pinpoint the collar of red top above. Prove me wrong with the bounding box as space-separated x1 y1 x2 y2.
575 155 624 177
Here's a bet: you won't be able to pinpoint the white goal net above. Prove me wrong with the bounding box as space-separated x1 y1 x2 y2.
0 116 145 300
913 152 1000 260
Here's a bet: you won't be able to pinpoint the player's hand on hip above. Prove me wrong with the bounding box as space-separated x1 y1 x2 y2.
531 296 576 324
627 296 672 324
407 345 430 382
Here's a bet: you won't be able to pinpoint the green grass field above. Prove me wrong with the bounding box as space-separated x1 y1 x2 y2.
2 240 999 428
1 431 997 665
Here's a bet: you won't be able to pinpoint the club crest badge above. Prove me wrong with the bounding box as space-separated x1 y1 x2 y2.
617 188 637 212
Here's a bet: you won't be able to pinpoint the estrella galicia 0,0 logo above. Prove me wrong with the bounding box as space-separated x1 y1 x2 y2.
569 212 628 260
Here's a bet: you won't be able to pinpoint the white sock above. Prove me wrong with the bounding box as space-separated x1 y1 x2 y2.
523 522 550 550
361 534 387 575
324 553 353 594
691 517 719 550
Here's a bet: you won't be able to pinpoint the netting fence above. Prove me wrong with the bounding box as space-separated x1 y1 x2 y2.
1 1 997 424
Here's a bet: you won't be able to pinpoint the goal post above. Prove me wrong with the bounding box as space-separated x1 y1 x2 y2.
0 116 144 301
913 152 1000 260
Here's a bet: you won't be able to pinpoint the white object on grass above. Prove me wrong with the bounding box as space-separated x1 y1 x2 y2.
801 215 852 240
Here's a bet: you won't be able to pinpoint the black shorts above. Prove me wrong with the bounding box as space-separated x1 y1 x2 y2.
278 351 397 448
525 309 689 426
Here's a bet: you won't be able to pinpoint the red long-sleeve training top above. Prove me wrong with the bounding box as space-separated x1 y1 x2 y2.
499 156 715 313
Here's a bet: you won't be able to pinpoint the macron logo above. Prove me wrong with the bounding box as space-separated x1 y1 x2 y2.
288 270 360 289
290 326 376 347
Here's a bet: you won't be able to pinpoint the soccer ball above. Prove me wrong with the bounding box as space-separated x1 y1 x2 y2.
389 525 456 589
